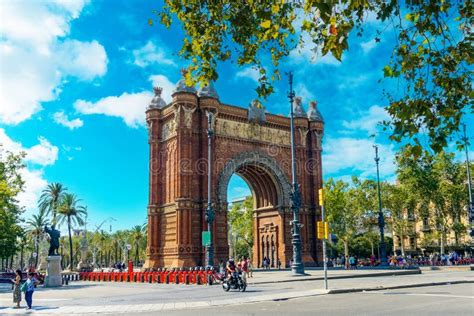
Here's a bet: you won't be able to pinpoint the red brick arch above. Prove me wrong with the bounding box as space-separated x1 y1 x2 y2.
144 89 324 269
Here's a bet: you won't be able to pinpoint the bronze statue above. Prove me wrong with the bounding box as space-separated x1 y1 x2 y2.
44 225 60 256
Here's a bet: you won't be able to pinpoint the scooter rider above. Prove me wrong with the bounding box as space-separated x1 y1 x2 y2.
226 258 237 281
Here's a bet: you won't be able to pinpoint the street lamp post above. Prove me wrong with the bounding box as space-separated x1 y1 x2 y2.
205 111 215 267
462 124 473 234
288 71 305 275
373 145 388 266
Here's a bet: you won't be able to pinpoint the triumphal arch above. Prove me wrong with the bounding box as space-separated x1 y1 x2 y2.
144 73 324 269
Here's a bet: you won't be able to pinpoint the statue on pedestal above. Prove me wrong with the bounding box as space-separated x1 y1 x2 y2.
44 225 60 256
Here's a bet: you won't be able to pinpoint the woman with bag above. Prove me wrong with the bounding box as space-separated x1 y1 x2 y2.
11 269 22 308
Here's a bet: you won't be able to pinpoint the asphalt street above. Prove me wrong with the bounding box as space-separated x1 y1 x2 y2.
139 283 474 316
0 270 472 314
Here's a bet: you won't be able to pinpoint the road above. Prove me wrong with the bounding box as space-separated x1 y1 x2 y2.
0 269 472 314
140 283 474 316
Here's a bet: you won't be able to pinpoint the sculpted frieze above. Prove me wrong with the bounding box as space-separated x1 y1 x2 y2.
216 119 290 146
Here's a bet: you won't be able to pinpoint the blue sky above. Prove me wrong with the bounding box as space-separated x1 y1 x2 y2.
1 0 472 231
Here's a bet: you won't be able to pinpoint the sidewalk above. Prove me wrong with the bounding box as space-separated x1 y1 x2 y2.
246 268 421 285
0 270 472 315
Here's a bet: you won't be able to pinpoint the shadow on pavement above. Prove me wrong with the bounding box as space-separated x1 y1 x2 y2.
37 283 98 292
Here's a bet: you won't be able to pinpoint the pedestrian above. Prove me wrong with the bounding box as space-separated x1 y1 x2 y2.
11 269 22 309
24 272 38 310
349 256 355 270
247 258 253 277
241 257 249 279
277 259 282 270
219 260 225 275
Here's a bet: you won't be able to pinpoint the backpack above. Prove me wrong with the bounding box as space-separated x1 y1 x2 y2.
20 282 27 293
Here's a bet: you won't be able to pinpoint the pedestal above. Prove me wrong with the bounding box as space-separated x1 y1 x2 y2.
45 256 62 287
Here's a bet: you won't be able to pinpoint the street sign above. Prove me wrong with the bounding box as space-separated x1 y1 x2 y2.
202 231 211 246
126 244 131 250
32 252 37 258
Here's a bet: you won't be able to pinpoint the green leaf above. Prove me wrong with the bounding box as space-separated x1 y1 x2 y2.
383 65 393 77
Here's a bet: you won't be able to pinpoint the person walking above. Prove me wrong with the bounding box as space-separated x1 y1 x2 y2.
11 269 22 309
24 272 38 310
349 256 355 270
241 257 249 280
247 258 253 278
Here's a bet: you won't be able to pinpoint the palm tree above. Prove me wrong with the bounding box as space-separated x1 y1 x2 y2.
26 208 49 268
39 183 67 225
57 193 86 270
17 231 28 270
129 224 145 266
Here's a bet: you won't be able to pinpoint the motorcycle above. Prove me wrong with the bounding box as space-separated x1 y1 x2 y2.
222 271 246 292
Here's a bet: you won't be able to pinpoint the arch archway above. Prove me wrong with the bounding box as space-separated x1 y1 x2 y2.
216 151 292 209
144 87 324 269
216 151 292 267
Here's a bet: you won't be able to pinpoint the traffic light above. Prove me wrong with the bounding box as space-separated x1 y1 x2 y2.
317 221 325 239
318 188 323 206
317 221 329 239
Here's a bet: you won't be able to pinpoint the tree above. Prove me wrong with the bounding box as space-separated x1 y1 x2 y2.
324 178 361 268
385 183 415 257
153 1 472 156
434 152 468 246
228 196 254 260
396 148 470 253
57 193 87 270
39 183 67 225
129 224 146 266
0 150 25 268
26 208 49 268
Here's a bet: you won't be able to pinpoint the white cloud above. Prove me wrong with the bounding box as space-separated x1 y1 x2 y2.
26 137 59 166
337 74 369 90
322 137 396 180
0 0 107 125
342 105 390 135
132 40 175 68
74 92 152 128
56 40 108 80
0 129 58 167
0 128 58 210
360 39 378 54
295 83 315 105
74 75 174 128
235 67 260 83
17 168 48 212
53 111 84 129
289 31 342 66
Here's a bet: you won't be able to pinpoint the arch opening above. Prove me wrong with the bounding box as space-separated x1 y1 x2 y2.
219 151 292 269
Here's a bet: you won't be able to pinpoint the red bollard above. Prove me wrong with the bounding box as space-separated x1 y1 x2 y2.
189 272 196 284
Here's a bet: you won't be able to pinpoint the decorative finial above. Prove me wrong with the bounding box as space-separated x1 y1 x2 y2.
294 96 302 105
153 86 162 96
292 96 307 118
307 100 323 122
